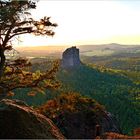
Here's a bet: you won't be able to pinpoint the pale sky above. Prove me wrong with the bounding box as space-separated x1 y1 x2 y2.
15 0 140 47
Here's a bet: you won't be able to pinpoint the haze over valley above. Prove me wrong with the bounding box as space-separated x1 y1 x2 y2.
15 43 140 58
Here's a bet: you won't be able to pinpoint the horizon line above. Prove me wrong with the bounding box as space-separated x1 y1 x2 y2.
15 43 140 48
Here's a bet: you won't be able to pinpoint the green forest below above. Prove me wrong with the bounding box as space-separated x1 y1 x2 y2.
10 57 140 135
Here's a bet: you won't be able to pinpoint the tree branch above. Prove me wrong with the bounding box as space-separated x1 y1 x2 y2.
9 31 30 40
2 25 15 48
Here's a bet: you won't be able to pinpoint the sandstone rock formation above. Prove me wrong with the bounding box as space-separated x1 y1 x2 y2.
0 99 64 139
101 111 121 134
96 132 140 139
37 93 121 139
61 46 81 68
52 110 121 139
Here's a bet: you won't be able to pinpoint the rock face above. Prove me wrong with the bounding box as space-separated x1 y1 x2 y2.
100 111 121 134
53 111 98 139
97 132 140 139
37 93 121 139
62 46 81 68
53 111 121 139
0 99 64 139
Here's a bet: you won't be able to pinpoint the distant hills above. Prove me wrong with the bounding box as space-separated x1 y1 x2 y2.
79 43 140 51
79 43 140 57
15 43 140 58
15 46 65 58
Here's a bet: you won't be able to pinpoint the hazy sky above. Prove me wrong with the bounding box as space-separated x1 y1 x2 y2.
16 0 140 47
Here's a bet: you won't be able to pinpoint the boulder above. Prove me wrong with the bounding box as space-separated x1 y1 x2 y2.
61 46 81 68
0 99 64 139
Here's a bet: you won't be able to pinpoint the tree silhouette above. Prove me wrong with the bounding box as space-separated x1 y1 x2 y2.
0 0 57 76
0 0 58 99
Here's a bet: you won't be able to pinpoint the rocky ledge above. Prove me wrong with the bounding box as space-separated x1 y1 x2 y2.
0 99 64 139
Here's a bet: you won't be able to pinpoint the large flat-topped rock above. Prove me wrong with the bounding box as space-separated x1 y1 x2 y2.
62 46 81 68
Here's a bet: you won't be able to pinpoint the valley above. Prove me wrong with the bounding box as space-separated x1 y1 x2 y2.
10 44 140 135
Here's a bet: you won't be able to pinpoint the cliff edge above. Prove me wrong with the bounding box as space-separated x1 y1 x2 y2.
0 99 64 139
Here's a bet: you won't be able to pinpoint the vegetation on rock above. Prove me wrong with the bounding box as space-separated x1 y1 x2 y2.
37 93 121 139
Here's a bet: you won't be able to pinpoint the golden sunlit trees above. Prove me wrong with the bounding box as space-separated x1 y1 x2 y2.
0 0 58 99
0 58 60 99
0 0 57 76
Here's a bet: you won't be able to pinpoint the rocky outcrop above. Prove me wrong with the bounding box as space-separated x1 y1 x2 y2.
61 46 81 68
37 93 121 139
96 132 140 139
52 111 121 139
0 99 64 139
100 111 121 134
53 111 98 139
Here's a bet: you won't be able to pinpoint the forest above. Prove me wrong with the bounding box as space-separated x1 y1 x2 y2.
9 57 140 135
0 0 140 139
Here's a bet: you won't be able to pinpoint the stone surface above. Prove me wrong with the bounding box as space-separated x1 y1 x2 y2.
52 111 121 139
96 132 140 139
37 93 121 139
61 46 81 68
101 111 121 134
0 99 65 139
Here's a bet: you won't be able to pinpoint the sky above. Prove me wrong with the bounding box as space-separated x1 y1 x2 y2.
16 0 140 47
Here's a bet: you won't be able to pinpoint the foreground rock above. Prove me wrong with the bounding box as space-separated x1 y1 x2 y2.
96 132 140 139
101 111 121 134
51 110 121 139
38 93 121 139
0 99 64 139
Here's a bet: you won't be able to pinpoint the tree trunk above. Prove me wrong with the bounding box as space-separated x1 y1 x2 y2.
0 49 5 77
0 86 7 100
0 49 7 100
